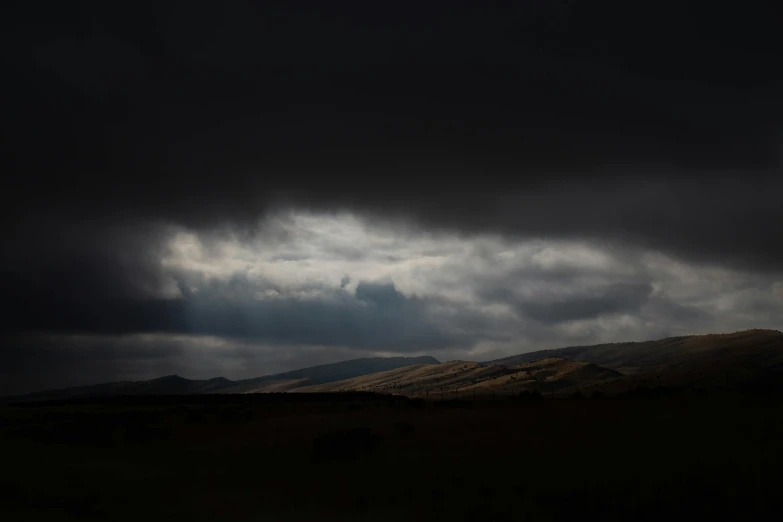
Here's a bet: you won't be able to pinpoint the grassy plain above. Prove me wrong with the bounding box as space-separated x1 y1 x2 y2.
2 391 782 521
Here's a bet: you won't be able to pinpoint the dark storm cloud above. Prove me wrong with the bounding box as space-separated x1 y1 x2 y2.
0 333 187 395
520 283 653 324
3 2 782 267
3 277 470 351
481 282 653 324
0 219 176 346
2 2 783 392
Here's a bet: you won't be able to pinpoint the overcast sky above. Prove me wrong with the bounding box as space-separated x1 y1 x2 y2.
2 1 782 394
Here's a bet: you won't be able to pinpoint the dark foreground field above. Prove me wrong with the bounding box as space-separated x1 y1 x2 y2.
2 392 782 521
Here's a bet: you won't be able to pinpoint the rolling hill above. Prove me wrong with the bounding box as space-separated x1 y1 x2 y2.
224 356 440 393
8 329 782 402
294 357 623 395
9 356 440 402
483 329 783 396
5 375 238 402
293 361 502 393
484 329 783 374
297 329 783 397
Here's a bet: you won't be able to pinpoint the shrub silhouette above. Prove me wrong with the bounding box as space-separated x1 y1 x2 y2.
393 421 415 437
185 411 205 423
408 398 426 408
311 427 379 461
122 422 170 443
35 417 117 447
219 407 253 423
517 390 543 401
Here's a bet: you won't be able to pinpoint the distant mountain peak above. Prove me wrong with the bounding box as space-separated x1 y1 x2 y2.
151 375 188 382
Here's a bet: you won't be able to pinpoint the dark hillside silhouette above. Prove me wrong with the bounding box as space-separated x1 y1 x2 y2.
484 329 783 372
10 356 440 402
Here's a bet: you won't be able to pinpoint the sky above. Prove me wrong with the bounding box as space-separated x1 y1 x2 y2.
2 1 782 394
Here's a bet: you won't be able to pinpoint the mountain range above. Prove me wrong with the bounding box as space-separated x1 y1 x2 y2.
8 329 783 401
10 356 440 402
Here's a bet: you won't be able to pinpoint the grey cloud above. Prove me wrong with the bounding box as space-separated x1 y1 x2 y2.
484 283 654 324
270 253 311 262
3 231 782 395
421 238 782 341
178 281 469 350
323 244 367 261
354 281 407 308
3 276 475 352
642 297 708 324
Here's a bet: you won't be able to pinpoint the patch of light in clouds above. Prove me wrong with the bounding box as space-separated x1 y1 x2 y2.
151 209 783 361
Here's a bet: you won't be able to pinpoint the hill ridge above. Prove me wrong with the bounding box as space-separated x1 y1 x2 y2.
8 329 781 402
483 329 783 371
10 355 441 402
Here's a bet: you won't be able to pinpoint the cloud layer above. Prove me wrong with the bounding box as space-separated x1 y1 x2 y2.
2 2 782 393
3 212 781 394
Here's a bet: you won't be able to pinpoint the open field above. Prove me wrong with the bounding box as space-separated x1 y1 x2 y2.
2 391 783 521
